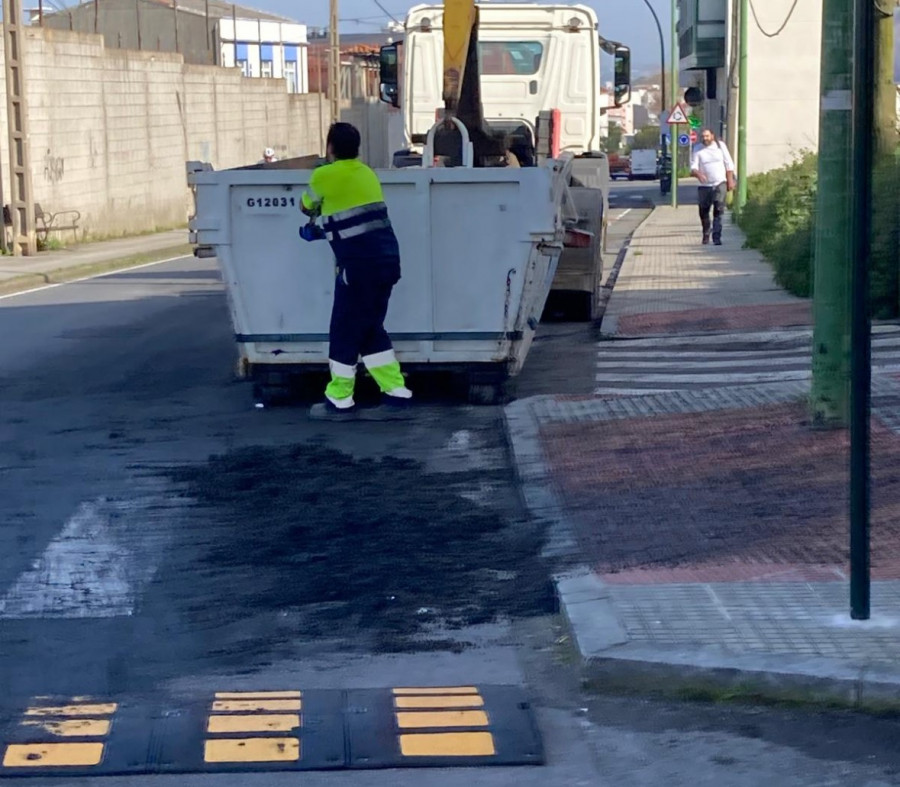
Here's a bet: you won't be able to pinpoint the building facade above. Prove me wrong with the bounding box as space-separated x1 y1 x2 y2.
34 0 309 93
677 0 822 174
217 17 308 93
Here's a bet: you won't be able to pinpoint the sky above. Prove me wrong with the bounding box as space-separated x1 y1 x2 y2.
255 0 672 73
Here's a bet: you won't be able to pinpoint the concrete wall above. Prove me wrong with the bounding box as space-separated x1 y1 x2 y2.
0 26 328 239
744 0 821 173
41 0 218 67
341 98 403 169
702 0 820 175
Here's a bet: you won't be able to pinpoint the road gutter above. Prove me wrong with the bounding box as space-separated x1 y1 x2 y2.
0 244 194 298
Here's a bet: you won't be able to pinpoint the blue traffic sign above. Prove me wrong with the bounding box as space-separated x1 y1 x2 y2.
678 133 690 146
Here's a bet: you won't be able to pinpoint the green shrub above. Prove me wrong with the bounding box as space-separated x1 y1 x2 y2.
870 154 900 319
736 150 899 317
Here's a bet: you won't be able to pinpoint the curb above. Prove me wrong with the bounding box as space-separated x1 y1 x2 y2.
503 390 900 712
597 207 660 338
0 244 193 297
594 206 655 335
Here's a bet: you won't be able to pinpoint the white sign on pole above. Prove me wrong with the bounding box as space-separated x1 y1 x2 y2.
666 103 689 124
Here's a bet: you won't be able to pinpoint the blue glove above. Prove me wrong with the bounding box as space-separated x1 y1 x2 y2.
300 222 326 242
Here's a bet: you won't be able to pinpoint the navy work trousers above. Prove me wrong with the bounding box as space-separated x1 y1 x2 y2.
329 261 399 368
698 183 727 241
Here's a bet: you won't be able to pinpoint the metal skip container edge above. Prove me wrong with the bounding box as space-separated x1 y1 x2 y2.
186 151 572 386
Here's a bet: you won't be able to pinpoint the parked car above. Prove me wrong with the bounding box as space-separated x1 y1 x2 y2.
609 154 630 180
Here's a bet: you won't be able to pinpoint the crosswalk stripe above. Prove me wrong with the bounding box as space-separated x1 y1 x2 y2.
595 330 900 395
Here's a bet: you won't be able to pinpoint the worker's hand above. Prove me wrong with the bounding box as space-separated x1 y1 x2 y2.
300 223 326 242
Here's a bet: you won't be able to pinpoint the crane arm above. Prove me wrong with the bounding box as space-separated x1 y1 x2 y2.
442 0 477 113
435 0 509 166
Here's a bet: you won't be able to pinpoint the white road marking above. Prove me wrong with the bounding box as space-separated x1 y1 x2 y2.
0 491 173 619
0 254 192 303
0 502 137 618
612 209 632 222
595 328 900 394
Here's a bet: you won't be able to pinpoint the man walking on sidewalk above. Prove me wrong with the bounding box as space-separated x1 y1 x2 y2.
690 129 736 246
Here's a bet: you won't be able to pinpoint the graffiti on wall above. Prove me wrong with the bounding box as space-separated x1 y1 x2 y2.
43 149 65 183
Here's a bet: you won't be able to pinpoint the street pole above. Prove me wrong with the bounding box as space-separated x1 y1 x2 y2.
736 0 748 212
810 0 854 426
329 0 340 126
639 0 666 126
3 0 37 255
848 0 875 620
669 0 677 207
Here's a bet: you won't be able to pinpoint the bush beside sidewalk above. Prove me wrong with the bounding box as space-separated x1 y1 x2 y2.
506 205 900 710
735 150 900 319
0 230 193 297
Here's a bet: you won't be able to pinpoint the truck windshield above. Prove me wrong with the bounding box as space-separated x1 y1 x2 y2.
478 41 544 75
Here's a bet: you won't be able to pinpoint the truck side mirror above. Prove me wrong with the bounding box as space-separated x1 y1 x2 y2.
613 46 631 108
379 43 400 108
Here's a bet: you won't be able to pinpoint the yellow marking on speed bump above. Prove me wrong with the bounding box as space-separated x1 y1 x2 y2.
24 703 118 717
399 732 496 757
212 699 301 713
214 691 301 700
3 742 105 768
394 695 485 709
20 719 111 738
204 738 300 763
392 687 478 696
395 710 489 729
207 714 301 734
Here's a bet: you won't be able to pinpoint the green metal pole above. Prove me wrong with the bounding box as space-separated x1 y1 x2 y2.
736 0 748 212
810 0 854 426
848 0 874 620
670 0 678 208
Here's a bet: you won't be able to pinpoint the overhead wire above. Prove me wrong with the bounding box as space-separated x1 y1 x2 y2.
747 0 800 38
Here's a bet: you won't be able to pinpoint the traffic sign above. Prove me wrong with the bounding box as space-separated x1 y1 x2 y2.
678 133 690 146
689 116 702 130
689 130 698 143
666 103 689 124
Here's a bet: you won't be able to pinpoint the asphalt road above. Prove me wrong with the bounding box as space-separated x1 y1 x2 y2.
1 255 900 786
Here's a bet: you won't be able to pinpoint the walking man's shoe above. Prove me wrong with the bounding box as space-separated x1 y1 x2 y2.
702 233 710 245
714 237 722 246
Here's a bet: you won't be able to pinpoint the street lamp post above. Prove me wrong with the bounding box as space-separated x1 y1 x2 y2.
670 0 678 207
638 0 666 125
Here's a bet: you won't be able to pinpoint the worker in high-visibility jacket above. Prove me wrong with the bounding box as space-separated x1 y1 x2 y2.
301 122 413 419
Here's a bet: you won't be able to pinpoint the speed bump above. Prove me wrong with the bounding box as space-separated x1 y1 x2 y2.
0 685 542 777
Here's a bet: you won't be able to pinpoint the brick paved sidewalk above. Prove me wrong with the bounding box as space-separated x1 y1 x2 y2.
505 380 900 706
602 206 809 337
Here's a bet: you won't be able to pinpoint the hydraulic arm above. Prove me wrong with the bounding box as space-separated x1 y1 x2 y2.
434 0 510 166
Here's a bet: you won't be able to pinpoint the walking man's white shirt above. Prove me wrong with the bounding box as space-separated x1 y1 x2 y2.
690 141 735 187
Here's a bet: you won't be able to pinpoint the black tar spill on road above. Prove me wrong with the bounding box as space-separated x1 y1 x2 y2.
167 443 554 652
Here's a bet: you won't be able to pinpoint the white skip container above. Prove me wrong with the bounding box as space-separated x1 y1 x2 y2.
187 138 572 403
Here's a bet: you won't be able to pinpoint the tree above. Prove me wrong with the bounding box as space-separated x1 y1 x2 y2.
603 124 623 153
874 3 899 154
630 125 661 150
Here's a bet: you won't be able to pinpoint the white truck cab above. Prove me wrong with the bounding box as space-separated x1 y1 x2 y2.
381 3 629 162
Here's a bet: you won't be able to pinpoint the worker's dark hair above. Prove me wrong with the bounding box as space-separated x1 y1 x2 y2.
327 122 361 160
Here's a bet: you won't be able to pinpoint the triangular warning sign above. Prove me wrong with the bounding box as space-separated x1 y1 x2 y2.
666 103 689 124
